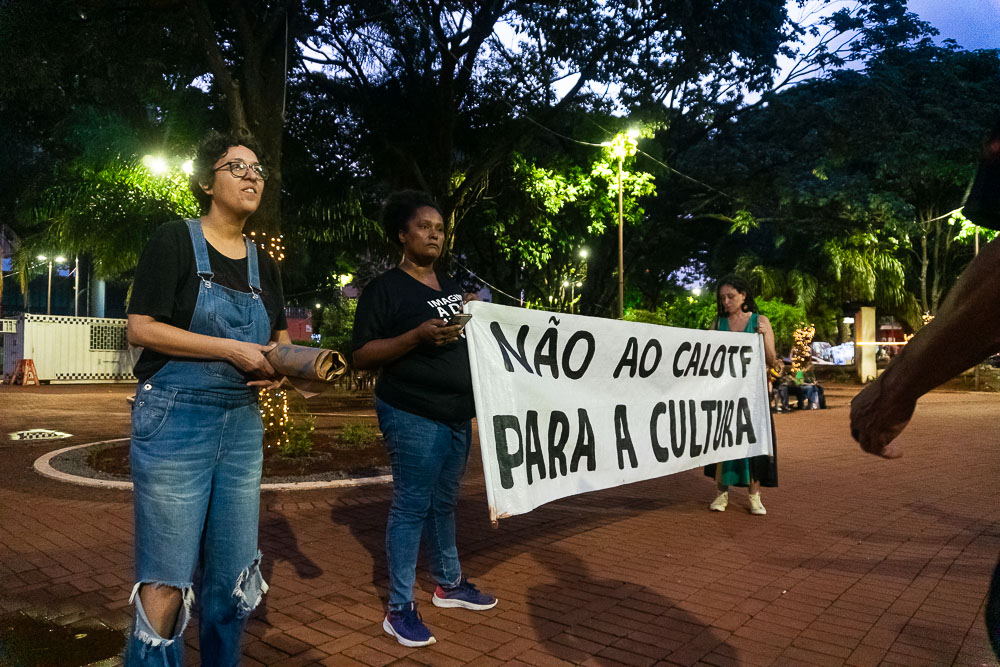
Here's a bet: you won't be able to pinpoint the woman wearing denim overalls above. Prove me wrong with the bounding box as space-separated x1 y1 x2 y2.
125 130 289 665
352 191 497 648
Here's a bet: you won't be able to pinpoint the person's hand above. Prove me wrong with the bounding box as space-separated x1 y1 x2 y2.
849 380 915 459
463 291 481 303
415 319 463 346
226 340 278 377
755 318 773 338
248 376 286 389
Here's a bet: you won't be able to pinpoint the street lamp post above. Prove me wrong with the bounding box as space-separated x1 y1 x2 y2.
605 129 640 319
45 258 53 315
617 154 624 319
74 255 80 316
37 254 66 315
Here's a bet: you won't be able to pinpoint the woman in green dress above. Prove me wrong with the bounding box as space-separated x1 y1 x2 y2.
704 274 778 515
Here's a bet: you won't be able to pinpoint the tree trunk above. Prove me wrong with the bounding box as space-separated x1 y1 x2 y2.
189 0 291 235
919 232 929 314
243 15 288 236
930 218 942 314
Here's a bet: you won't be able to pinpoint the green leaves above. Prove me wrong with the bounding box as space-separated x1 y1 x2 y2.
728 209 759 234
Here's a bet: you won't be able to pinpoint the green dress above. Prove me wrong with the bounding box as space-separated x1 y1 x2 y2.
702 312 779 487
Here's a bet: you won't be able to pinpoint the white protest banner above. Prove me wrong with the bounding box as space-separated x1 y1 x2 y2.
464 301 773 524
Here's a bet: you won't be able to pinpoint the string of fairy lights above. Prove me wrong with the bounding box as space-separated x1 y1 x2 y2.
248 230 286 261
259 388 290 450
790 324 815 373
249 231 289 448
904 311 936 344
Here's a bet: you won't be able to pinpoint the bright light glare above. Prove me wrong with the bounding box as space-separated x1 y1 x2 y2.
55 256 67 263
561 281 569 287
142 155 169 175
338 273 353 287
627 127 641 138
579 249 589 259
315 303 322 309
37 255 47 261
691 287 702 296
181 159 194 175
843 317 855 324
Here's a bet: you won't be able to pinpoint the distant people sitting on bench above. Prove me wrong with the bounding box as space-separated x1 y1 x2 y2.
775 364 825 411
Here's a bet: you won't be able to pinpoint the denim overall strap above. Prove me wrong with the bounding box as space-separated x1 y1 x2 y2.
185 219 214 285
140 220 271 395
244 236 262 298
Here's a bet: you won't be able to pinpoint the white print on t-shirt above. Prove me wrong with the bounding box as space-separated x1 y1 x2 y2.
427 293 464 319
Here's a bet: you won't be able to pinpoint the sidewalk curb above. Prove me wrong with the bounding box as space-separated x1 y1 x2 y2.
33 439 392 492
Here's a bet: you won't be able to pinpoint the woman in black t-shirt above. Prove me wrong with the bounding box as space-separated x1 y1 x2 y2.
124 130 288 666
352 191 497 648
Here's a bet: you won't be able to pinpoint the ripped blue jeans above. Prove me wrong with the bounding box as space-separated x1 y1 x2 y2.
126 384 267 666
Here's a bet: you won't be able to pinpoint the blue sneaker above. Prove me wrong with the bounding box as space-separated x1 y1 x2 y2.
432 577 498 610
383 602 436 647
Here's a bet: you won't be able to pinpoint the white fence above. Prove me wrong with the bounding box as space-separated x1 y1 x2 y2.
2 314 139 383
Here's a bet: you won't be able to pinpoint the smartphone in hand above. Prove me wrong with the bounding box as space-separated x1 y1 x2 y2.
445 313 472 327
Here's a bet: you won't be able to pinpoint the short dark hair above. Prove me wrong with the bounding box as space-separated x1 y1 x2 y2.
188 129 265 214
380 190 443 247
715 273 759 317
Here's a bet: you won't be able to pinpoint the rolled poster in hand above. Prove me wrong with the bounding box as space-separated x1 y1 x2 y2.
264 344 347 398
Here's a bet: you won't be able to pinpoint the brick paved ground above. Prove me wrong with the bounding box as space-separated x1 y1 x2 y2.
1 383 997 666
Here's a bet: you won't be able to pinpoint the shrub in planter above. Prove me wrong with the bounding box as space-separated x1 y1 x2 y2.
340 421 379 450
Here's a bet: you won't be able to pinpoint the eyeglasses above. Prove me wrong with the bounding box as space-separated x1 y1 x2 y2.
213 160 269 181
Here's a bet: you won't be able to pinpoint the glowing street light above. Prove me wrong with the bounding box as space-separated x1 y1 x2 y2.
142 155 169 176
691 287 702 296
606 129 640 319
579 249 589 259
37 254 67 314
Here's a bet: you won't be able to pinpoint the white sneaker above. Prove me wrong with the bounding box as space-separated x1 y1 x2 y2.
748 492 766 515
709 491 728 512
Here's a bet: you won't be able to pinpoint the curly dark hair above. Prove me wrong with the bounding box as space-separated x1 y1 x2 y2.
188 129 265 214
380 190 444 247
715 273 759 317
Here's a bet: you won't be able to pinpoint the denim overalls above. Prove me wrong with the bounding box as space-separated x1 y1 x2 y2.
127 220 271 666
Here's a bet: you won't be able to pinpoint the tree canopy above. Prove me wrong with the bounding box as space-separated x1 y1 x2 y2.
678 41 1000 334
1 0 995 330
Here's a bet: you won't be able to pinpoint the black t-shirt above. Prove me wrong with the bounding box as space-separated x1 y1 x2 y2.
352 267 474 422
128 220 288 382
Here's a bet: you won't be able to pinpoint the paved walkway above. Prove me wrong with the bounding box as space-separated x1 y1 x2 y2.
1 384 997 666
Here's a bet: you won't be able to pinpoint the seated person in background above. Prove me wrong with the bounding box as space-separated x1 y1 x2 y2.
774 369 797 412
794 364 825 409
776 364 826 410
767 359 784 412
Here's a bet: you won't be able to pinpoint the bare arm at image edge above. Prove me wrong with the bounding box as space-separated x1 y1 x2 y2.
850 237 1000 458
